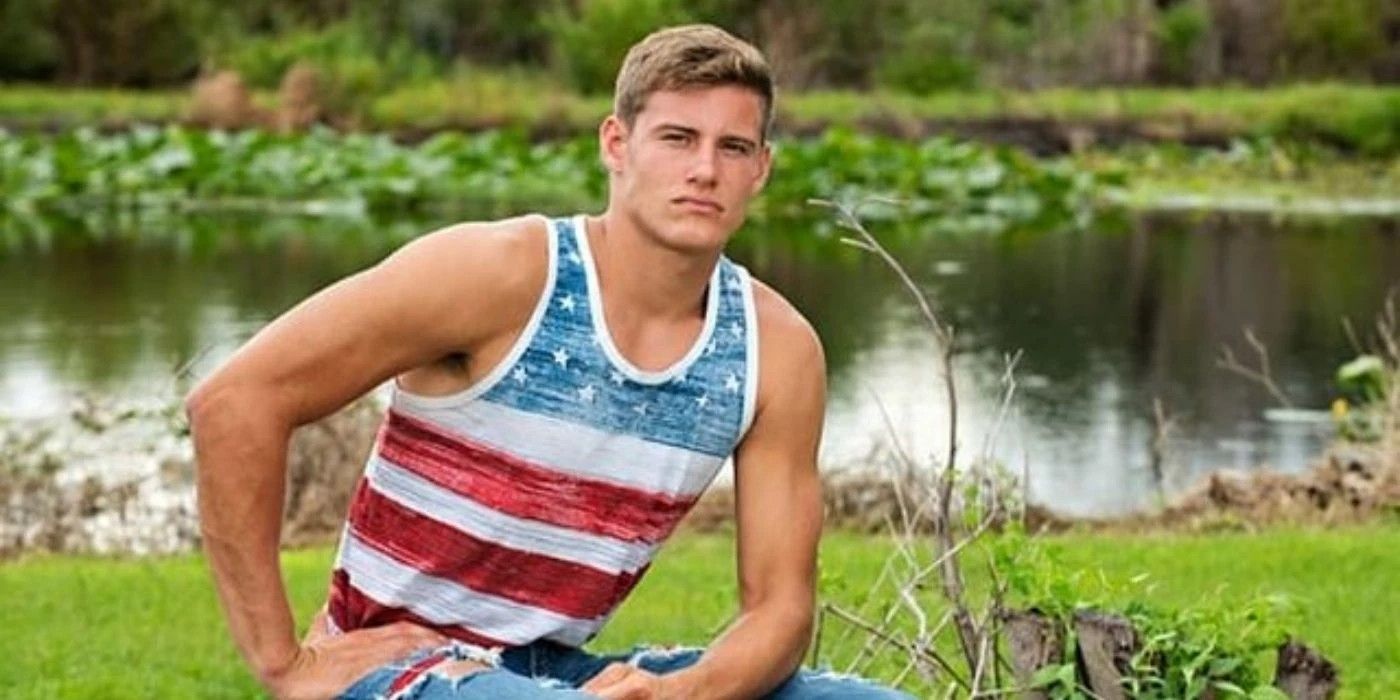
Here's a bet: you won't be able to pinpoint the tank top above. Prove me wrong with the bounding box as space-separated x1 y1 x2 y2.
326 214 759 648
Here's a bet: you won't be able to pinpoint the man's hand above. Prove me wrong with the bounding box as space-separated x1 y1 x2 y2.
582 662 678 700
262 614 450 700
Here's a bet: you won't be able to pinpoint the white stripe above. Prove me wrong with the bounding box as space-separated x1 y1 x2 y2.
366 455 658 575
739 264 760 438
390 398 724 497
388 214 558 408
339 532 601 646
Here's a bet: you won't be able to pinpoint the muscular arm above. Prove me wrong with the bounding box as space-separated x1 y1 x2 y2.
657 287 827 699
186 218 546 698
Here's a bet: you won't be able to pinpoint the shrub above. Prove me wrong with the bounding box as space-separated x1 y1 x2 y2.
1154 0 1210 85
212 18 438 120
875 21 980 94
542 0 695 95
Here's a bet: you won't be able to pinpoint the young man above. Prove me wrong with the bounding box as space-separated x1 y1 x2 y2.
189 25 911 700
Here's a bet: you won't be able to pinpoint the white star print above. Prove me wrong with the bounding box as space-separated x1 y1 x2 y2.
725 372 741 393
726 276 745 292
578 385 596 403
559 294 576 312
512 367 528 384
729 321 743 338
696 394 710 408
633 403 648 416
674 370 688 384
567 251 583 266
609 370 625 386
553 348 570 368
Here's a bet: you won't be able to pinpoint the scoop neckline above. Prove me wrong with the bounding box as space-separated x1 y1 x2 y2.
570 214 721 386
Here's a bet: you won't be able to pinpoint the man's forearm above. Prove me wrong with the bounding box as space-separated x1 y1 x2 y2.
661 601 812 700
190 387 300 683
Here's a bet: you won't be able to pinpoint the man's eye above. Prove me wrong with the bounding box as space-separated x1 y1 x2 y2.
662 133 688 143
723 143 752 156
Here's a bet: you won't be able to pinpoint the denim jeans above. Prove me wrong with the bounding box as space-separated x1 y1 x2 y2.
337 638 914 699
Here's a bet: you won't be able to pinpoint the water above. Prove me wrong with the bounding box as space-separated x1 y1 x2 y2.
3 210 1397 515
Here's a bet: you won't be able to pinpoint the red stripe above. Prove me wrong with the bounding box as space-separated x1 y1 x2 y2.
347 480 643 619
378 410 694 542
328 568 512 649
387 649 452 695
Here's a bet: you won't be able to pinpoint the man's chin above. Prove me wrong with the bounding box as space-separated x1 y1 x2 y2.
659 219 735 253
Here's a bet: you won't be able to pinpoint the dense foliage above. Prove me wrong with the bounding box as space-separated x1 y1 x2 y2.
1 0 1395 92
0 126 1110 234
993 530 1298 699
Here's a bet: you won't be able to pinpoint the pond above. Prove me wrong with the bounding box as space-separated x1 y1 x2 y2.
3 209 1397 515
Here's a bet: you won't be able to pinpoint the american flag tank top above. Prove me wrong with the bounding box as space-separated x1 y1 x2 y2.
326 214 758 648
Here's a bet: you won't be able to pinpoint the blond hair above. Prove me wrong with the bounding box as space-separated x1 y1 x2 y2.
614 24 774 139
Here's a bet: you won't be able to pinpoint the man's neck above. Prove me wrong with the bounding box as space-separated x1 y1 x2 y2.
588 210 721 323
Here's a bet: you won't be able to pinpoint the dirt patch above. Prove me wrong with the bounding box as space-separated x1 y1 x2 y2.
1063 442 1400 533
0 394 382 558
280 396 380 547
683 440 1399 535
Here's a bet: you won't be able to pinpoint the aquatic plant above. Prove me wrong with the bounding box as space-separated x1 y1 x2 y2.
0 126 1110 235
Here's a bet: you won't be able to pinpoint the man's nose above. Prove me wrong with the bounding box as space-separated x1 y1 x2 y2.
686 147 718 186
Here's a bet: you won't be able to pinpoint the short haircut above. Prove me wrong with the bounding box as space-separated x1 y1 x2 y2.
613 24 775 139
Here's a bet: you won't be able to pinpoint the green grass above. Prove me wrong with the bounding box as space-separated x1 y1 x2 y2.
1075 143 1400 213
1 524 1396 697
0 85 190 128
4 82 1398 155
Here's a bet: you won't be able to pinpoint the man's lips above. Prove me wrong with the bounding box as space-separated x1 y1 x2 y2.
672 196 723 213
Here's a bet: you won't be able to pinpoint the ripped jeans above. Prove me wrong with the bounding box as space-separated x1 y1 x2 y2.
336 638 914 699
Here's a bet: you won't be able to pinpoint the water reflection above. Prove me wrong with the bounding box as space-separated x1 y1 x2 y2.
3 211 1397 514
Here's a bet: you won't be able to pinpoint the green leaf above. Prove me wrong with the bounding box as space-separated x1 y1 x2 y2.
1212 680 1248 697
1247 686 1291 700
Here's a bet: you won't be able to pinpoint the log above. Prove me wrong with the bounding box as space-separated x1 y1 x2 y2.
1073 611 1139 700
1002 609 1063 699
1274 640 1338 700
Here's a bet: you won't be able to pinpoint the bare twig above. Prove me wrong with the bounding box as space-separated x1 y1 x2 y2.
1216 327 1294 407
811 197 981 672
824 602 970 692
1148 397 1176 499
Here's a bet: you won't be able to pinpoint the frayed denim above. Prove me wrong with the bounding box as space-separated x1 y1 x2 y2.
337 638 913 699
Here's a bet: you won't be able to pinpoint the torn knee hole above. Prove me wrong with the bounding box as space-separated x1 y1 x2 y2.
428 658 492 680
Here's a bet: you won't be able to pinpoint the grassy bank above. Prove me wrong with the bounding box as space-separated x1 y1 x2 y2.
3 82 1398 155
1 524 1396 698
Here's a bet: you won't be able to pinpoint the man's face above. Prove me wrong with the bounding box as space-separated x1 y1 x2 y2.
601 85 772 253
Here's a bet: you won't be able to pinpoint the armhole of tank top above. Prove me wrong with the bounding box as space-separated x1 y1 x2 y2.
391 215 559 409
738 265 760 439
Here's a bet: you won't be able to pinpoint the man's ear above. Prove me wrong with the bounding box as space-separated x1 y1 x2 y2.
749 142 774 196
599 115 627 175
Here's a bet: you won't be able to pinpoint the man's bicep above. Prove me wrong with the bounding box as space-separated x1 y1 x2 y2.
194 222 537 425
732 314 827 608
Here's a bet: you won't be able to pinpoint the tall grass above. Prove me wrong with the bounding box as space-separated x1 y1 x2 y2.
3 82 1398 155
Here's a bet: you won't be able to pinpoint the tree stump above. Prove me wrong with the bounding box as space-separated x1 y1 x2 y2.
1003 609 1063 699
1274 640 1338 700
1074 611 1138 700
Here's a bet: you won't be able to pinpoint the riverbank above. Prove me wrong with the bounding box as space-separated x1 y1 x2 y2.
1 525 1394 697
3 82 1397 156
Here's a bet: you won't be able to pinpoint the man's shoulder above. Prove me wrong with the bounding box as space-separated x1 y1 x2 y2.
395 214 549 271
747 276 824 375
385 214 550 292
367 214 553 343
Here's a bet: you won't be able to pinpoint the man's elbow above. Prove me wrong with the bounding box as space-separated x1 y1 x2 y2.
184 377 284 457
751 593 816 649
184 377 243 439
